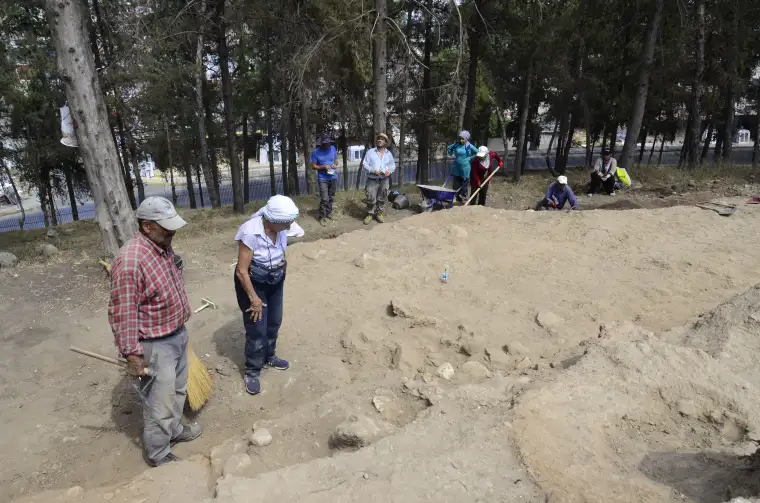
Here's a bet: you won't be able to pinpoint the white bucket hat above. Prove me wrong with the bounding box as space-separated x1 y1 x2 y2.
476 146 489 159
557 176 568 185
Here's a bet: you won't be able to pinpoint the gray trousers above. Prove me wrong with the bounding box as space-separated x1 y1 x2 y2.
365 176 390 215
138 326 188 462
318 179 337 219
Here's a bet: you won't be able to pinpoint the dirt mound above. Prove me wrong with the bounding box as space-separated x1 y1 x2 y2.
6 204 760 502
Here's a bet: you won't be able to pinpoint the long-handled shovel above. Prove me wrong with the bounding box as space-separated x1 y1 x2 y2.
696 201 737 217
465 165 502 206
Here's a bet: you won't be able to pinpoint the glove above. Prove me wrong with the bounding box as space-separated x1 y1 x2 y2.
498 161 503 168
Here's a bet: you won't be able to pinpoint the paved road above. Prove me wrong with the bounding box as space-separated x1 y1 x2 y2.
1 146 755 232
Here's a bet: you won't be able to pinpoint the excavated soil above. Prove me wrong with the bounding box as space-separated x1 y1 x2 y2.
6 201 760 503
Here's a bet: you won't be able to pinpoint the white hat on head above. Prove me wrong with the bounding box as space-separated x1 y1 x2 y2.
136 196 186 231
557 176 568 185
476 146 489 159
256 195 300 224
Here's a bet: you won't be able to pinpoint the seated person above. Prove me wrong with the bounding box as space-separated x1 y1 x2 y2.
535 175 579 211
589 147 617 196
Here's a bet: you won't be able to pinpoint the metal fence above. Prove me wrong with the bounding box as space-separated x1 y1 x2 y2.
0 159 451 233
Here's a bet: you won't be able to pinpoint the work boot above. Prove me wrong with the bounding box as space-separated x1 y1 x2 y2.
145 452 180 468
244 375 261 395
265 356 289 370
363 215 373 225
375 214 386 223
171 423 203 446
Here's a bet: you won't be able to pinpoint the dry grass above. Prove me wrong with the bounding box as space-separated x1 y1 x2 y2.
1 165 757 267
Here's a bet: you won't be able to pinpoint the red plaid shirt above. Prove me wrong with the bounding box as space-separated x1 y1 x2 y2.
108 232 191 356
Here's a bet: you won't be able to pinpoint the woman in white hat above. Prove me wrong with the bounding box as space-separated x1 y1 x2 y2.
535 175 579 211
469 146 503 206
234 195 299 395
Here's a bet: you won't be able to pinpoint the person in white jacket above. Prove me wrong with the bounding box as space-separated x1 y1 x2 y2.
588 147 617 196
362 133 396 225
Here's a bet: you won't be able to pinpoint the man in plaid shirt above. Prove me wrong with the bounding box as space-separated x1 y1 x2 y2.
108 197 202 467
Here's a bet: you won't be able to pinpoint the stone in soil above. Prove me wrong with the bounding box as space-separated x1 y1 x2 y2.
250 428 272 447
516 357 533 370
435 362 455 380
329 414 396 449
461 360 491 379
535 310 565 330
0 251 18 268
485 346 511 366
37 243 59 257
222 453 252 477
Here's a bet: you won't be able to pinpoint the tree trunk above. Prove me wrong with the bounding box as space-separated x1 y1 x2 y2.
3 164 25 229
288 107 299 196
686 0 706 167
702 121 714 161
657 134 666 165
196 165 205 207
65 165 79 221
45 170 58 226
648 132 658 165
38 179 50 228
398 4 411 186
46 0 136 256
722 5 740 162
243 114 250 202
555 110 569 174
457 76 468 133
493 103 509 175
462 13 481 132
417 0 433 184
560 114 577 173
115 118 137 209
513 59 533 182
182 143 197 209
341 119 349 190
215 0 243 213
195 8 220 208
165 120 178 205
280 109 289 196
753 113 760 169
299 89 314 195
713 132 723 161
620 0 664 171
202 74 221 198
372 0 388 136
638 129 647 162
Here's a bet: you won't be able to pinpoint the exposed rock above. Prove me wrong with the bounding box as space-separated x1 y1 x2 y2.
372 389 402 421
461 360 491 379
448 224 468 239
516 357 533 370
533 362 550 372
65 486 84 499
210 438 248 479
687 179 697 188
222 453 252 477
536 310 565 330
329 414 396 449
37 243 59 257
390 298 439 326
353 253 373 268
505 341 529 356
676 399 697 418
459 335 486 358
303 248 326 260
435 362 455 380
46 229 58 239
390 341 423 375
485 346 511 366
250 428 272 447
0 251 18 268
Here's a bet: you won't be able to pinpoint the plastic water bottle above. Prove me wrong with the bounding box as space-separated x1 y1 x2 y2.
441 265 449 284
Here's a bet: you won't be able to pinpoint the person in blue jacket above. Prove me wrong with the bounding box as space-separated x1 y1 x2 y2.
535 176 579 211
447 130 478 203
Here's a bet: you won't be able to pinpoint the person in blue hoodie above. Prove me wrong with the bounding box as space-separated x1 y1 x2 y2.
447 130 478 203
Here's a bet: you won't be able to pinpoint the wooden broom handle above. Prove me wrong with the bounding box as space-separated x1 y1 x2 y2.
465 165 501 206
70 346 126 367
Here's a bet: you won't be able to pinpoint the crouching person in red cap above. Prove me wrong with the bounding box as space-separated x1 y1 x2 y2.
469 146 503 206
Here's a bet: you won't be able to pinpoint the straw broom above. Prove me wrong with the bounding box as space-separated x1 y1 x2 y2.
97 260 213 411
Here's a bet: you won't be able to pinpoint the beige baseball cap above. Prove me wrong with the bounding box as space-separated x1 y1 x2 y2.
136 197 187 231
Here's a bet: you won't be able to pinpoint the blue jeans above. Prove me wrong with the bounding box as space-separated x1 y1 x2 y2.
234 275 284 377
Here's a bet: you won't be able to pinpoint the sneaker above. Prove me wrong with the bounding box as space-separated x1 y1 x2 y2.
609 191 616 196
244 375 261 395
375 214 386 223
587 193 593 197
265 356 289 370
363 215 373 225
145 452 180 468
171 423 203 445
